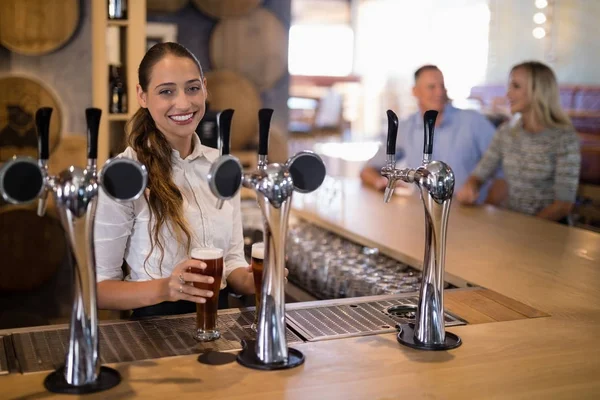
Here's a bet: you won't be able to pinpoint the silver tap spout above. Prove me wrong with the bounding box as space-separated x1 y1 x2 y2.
242 164 295 363
255 191 293 363
206 109 326 367
1 107 144 391
412 161 454 344
207 140 325 368
257 154 268 170
54 166 100 385
382 109 461 350
37 159 51 217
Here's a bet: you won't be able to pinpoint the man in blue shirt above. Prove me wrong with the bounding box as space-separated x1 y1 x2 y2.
360 65 505 204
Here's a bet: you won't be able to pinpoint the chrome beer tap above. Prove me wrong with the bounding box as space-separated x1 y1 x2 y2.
382 109 462 350
215 108 234 210
0 107 148 393
207 108 326 369
57 108 103 388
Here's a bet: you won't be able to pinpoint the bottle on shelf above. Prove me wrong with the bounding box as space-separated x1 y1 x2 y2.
108 0 127 20
109 65 128 114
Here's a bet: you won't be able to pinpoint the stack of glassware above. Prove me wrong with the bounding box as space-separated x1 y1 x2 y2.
285 220 424 300
240 200 451 300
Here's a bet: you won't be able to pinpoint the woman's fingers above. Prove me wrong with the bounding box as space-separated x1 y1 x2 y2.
182 285 214 298
168 280 213 301
178 293 207 304
182 271 214 284
176 259 207 272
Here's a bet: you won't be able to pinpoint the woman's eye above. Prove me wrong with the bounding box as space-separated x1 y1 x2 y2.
159 89 172 95
187 86 201 93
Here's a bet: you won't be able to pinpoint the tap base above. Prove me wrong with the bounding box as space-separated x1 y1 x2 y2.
44 366 121 394
236 340 305 370
396 324 462 351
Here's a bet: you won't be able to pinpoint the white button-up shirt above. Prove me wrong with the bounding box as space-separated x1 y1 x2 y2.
94 134 247 289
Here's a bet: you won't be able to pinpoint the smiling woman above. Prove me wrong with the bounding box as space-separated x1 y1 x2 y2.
93 42 260 319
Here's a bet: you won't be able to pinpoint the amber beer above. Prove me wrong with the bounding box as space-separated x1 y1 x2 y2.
251 242 265 330
190 247 224 341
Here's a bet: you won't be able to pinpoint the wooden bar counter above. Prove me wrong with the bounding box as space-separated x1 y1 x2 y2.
2 178 600 399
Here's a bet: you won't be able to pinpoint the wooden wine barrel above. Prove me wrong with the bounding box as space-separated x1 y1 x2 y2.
191 0 261 19
0 204 66 292
0 0 79 55
0 76 63 163
204 70 261 151
147 0 189 13
210 8 287 90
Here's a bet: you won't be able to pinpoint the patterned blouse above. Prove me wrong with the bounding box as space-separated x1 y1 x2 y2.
472 121 581 216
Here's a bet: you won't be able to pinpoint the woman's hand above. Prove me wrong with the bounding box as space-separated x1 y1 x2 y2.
164 259 215 303
456 181 480 205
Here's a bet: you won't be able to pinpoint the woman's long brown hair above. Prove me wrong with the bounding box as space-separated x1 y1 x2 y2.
127 42 204 275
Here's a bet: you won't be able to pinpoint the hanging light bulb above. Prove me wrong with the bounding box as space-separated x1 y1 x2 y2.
532 27 546 39
535 0 548 8
533 12 547 24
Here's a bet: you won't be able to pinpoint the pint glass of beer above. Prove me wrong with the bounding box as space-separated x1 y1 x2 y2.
190 247 224 341
251 242 265 331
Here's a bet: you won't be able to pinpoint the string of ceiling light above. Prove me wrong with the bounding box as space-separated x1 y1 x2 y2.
532 0 556 62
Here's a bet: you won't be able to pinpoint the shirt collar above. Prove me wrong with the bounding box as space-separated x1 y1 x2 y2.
171 134 219 163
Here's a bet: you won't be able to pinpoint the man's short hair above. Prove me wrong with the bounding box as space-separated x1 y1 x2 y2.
414 65 441 83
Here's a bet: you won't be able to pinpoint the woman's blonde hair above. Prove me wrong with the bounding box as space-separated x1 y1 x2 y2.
511 61 572 130
127 42 204 275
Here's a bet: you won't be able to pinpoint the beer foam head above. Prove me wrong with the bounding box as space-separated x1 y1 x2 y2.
251 242 264 259
191 247 223 260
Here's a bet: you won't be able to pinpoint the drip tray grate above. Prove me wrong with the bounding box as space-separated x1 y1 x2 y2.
286 296 466 341
10 311 302 374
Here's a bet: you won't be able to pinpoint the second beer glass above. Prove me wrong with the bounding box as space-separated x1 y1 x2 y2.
190 247 224 341
251 242 264 331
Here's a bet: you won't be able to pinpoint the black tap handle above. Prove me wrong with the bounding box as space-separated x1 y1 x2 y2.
218 109 234 155
86 108 102 159
36 107 53 161
423 110 438 157
386 110 399 155
258 108 273 156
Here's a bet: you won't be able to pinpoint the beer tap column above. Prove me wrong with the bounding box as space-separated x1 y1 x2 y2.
60 109 101 385
1 106 147 393
381 109 462 350
206 108 326 370
59 108 101 386
44 108 122 393
252 108 290 364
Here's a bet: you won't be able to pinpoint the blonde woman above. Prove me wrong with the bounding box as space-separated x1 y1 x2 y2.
457 61 581 224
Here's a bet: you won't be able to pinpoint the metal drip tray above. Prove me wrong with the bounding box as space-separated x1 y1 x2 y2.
9 311 302 374
286 296 466 342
